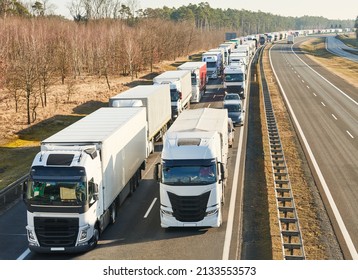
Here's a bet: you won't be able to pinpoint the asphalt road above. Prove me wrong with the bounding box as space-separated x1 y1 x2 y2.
270 37 358 259
326 35 358 63
0 77 249 260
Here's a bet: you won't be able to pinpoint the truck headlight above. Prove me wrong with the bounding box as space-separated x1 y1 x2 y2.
161 209 173 216
206 209 218 216
78 225 90 243
27 229 39 246
27 229 36 242
79 230 87 242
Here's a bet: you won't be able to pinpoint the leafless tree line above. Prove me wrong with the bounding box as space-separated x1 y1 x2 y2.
0 17 223 125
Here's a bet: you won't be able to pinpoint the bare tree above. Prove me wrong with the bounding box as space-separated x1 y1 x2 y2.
6 23 39 124
121 26 140 80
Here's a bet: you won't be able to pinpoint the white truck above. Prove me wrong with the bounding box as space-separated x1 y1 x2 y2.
219 44 232 65
223 64 246 99
232 44 250 61
23 107 147 253
109 84 172 155
242 40 256 57
177 61 207 103
153 70 192 119
209 48 226 66
202 51 223 79
287 34 294 44
154 108 229 228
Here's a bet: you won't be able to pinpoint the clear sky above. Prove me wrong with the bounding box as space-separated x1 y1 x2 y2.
54 0 357 20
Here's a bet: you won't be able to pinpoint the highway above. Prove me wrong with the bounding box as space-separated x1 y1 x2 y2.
326 35 358 63
0 77 249 260
269 37 358 259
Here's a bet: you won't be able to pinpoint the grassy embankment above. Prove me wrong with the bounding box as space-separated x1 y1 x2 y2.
299 36 358 88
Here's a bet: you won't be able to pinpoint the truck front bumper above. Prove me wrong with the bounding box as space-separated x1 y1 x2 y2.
160 208 221 228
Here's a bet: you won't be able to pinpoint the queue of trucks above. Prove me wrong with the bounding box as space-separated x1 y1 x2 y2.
22 35 258 253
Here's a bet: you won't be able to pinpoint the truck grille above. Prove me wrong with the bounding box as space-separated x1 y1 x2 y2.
34 217 79 247
168 191 210 222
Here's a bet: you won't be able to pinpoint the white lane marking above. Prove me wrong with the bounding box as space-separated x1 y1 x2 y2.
307 85 310 89
222 115 244 260
313 92 317 97
332 114 338 120
302 80 305 83
321 102 326 107
144 198 157 218
222 101 246 260
298 75 301 78
270 45 358 260
346 131 354 139
292 45 358 106
17 248 30 260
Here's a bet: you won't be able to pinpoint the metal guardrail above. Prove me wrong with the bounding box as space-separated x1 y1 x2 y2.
258 46 306 260
0 174 28 213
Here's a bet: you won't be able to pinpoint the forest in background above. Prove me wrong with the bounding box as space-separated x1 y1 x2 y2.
0 0 356 126
0 0 355 32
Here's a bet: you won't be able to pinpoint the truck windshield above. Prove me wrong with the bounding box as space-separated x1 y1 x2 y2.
206 62 216 68
26 180 87 205
26 166 87 205
191 74 197 85
170 89 180 102
162 159 217 185
225 73 244 82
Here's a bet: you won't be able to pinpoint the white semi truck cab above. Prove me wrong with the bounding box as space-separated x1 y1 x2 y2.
223 64 246 99
154 108 228 228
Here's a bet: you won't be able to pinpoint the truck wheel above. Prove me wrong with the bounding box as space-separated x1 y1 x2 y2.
221 186 225 205
92 227 99 248
110 202 116 224
218 209 223 227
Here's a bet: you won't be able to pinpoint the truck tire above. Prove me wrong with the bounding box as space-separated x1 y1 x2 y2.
92 226 100 248
110 202 116 224
221 185 225 205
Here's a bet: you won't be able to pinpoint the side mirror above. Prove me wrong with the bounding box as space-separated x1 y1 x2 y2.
219 162 227 180
153 163 161 182
89 181 99 201
22 181 28 200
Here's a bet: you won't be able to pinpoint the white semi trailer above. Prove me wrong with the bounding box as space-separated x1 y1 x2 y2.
109 84 172 155
177 62 207 103
23 107 147 253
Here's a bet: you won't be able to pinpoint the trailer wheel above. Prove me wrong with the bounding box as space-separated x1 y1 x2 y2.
110 202 116 224
129 178 135 195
